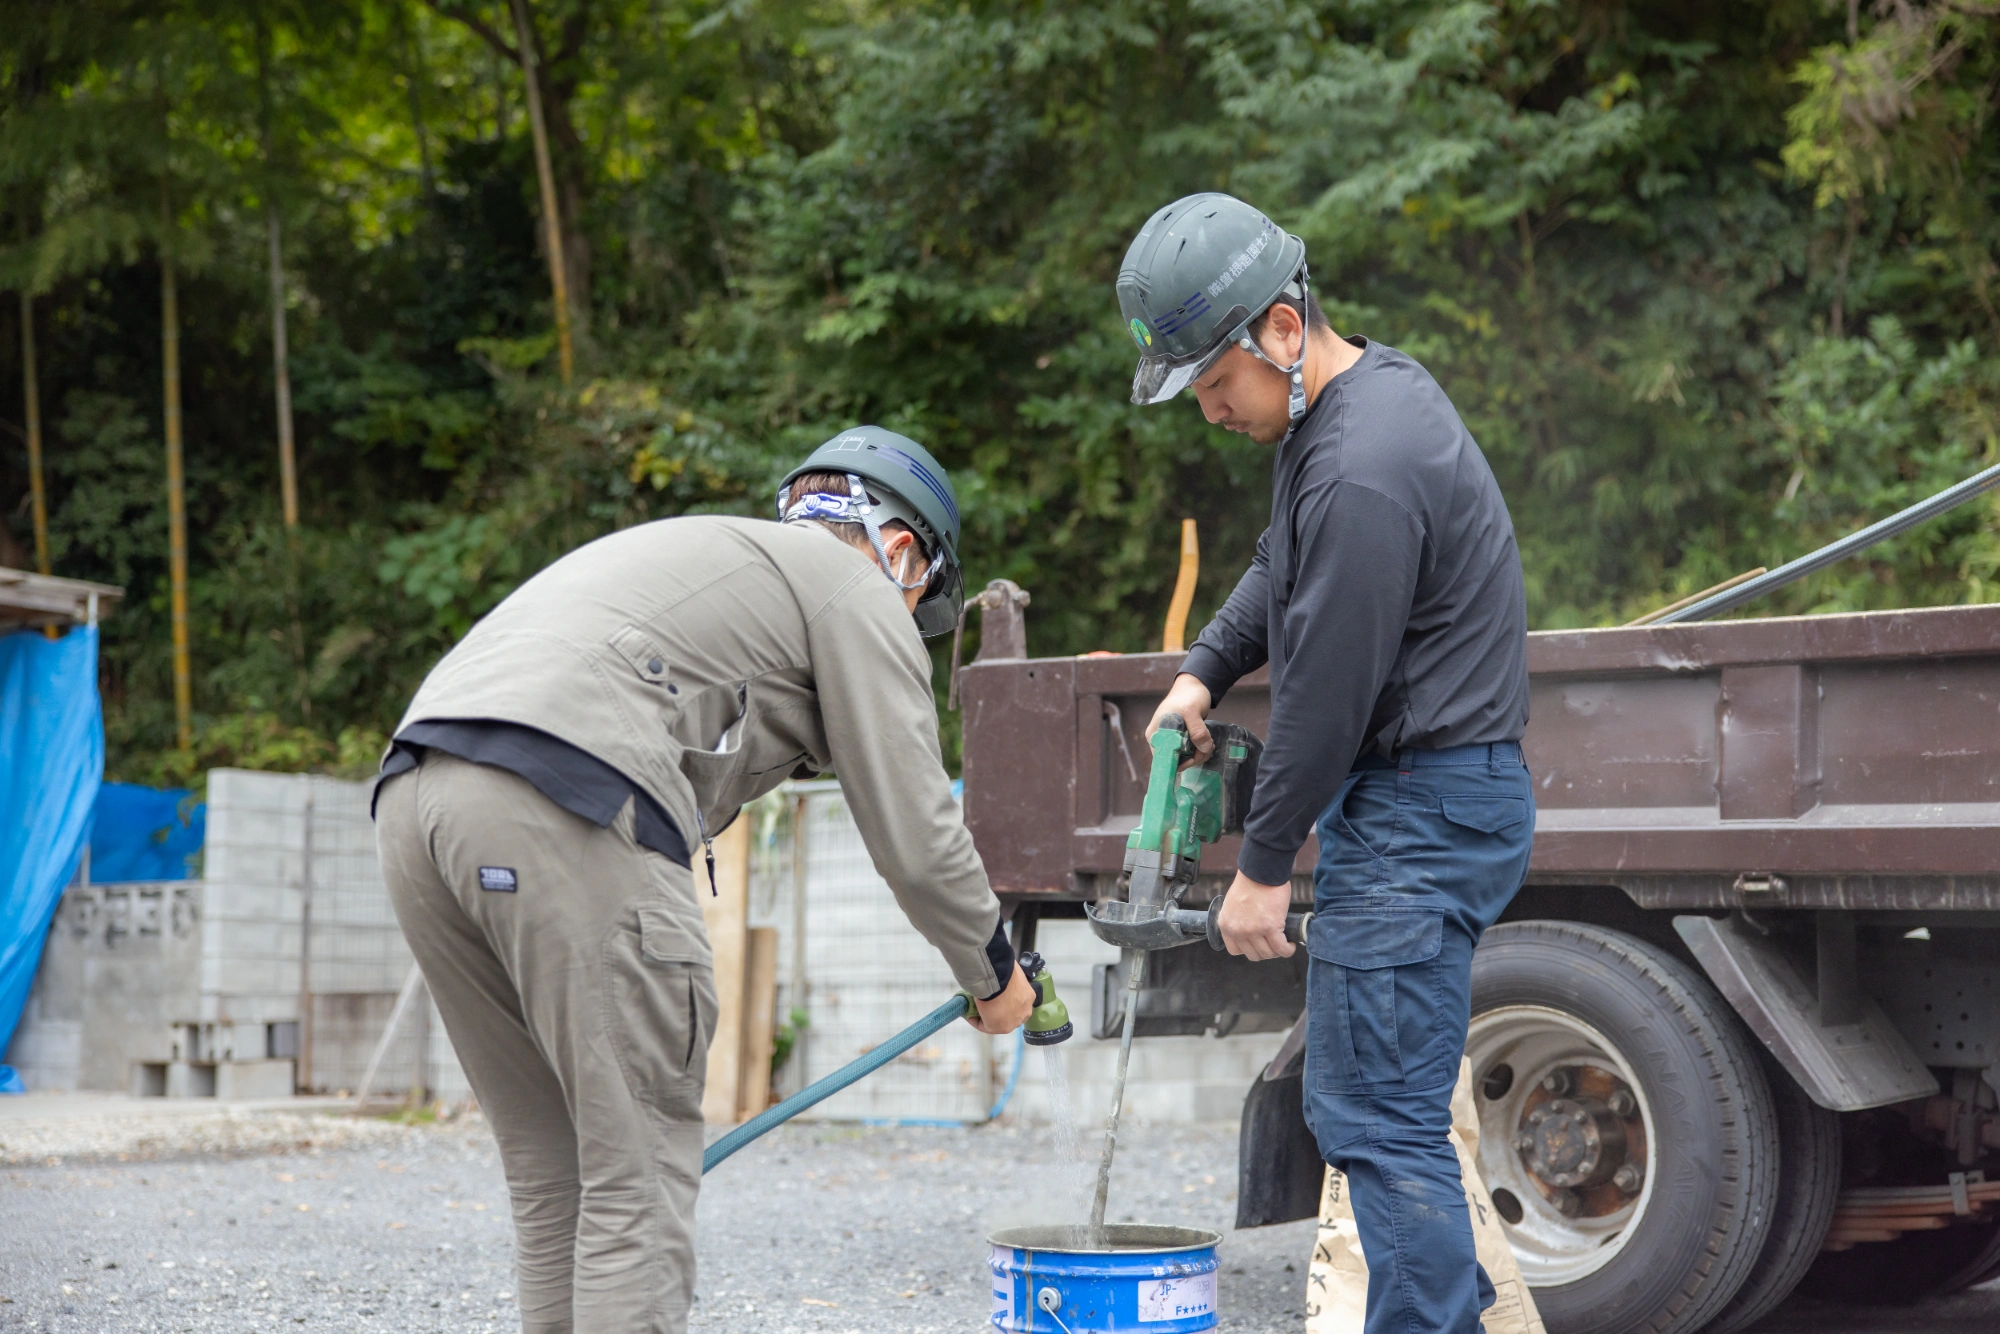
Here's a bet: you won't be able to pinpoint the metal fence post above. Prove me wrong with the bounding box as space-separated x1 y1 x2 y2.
297 785 314 1093
789 791 809 1094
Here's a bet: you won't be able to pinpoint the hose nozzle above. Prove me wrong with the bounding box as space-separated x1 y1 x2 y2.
1019 951 1073 1046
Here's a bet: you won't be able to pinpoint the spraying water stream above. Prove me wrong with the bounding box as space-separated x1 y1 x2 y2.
1043 1044 1081 1166
1035 1043 1099 1246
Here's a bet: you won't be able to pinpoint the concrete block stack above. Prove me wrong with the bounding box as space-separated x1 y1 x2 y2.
6 769 469 1103
4 882 204 1092
199 769 467 1100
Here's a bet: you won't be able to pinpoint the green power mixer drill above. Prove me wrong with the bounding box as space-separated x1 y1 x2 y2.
1082 713 1311 1233
1085 713 1312 951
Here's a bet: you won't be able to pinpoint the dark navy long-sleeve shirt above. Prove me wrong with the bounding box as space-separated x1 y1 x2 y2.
1180 337 1530 886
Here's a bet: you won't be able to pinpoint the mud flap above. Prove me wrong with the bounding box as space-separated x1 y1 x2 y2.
1236 1022 1325 1228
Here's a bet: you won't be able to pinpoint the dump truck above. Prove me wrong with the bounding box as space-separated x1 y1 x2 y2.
959 588 2000 1334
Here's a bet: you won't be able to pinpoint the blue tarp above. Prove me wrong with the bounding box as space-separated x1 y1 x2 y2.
0 626 102 1093
92 781 204 882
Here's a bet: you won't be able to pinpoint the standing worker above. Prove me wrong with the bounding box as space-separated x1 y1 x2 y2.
372 426 1036 1334
1122 194 1533 1334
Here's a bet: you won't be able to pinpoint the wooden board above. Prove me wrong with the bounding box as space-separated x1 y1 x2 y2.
699 818 752 1124
737 927 780 1121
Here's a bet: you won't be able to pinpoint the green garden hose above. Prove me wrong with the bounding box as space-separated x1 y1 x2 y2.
702 992 971 1173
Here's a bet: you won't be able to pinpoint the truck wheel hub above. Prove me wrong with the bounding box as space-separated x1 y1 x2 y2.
1518 1092 1628 1187
1466 1007 1657 1286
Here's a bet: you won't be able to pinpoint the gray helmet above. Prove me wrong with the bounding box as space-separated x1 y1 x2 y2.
1116 193 1311 417
776 425 965 638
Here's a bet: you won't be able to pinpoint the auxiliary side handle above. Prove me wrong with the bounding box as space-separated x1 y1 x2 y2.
1166 899 1313 951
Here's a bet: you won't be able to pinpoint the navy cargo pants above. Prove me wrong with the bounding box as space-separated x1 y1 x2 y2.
1302 741 1534 1334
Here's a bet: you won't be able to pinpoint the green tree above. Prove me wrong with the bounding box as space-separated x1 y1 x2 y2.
5 0 2000 782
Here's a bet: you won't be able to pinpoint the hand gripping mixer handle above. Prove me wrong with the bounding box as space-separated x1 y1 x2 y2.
1166 899 1313 950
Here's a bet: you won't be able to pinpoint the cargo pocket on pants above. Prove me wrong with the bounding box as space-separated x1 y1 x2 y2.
1308 908 1447 1093
603 904 717 1122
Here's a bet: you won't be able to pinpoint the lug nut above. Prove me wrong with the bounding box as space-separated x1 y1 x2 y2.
1608 1090 1636 1117
1551 1189 1582 1217
1513 1135 1535 1155
1541 1070 1572 1096
1527 1107 1548 1125
1613 1163 1643 1194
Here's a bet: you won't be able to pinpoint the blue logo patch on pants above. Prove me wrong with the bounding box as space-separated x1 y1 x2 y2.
478 866 519 892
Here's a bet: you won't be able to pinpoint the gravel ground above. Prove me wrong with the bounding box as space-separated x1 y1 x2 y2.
0 1102 418 1168
0 1111 1310 1334
0 1107 1996 1333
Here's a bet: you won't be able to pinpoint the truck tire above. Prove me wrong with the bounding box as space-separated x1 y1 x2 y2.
1700 1053 1842 1333
1467 922 1780 1334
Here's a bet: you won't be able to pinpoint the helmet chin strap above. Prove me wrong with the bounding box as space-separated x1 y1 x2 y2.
776 474 937 593
1235 270 1312 422
847 473 930 593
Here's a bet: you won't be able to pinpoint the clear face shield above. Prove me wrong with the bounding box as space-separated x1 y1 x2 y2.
1128 271 1311 420
910 561 964 639
1128 306 1250 407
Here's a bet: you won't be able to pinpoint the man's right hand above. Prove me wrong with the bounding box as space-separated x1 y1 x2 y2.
968 962 1036 1035
1148 673 1215 762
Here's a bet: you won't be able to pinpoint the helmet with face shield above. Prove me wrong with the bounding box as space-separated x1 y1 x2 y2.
1117 193 1312 420
775 426 965 638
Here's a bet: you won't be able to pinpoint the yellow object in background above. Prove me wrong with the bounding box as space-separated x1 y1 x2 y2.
1163 519 1199 653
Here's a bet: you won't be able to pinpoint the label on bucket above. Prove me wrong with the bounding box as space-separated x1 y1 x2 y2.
988 1246 1014 1327
1138 1272 1216 1323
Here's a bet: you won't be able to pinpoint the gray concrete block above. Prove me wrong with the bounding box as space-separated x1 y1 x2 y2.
215 1059 296 1099
165 1061 216 1097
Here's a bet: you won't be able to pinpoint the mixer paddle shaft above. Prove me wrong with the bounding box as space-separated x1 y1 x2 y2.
1090 946 1144 1236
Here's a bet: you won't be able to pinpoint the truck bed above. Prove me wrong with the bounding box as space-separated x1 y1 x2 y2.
961 602 2000 912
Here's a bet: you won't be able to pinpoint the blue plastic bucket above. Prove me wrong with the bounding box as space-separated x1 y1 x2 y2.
987 1224 1222 1332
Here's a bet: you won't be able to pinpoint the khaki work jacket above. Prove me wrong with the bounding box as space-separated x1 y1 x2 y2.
395 515 1003 997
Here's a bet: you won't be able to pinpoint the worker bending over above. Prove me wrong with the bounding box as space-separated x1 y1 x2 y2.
373 426 1035 1334
1122 195 1534 1334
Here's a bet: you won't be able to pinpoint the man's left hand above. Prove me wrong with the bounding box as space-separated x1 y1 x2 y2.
1217 871 1296 961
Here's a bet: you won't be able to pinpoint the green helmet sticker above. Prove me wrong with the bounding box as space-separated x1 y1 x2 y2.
1129 317 1152 349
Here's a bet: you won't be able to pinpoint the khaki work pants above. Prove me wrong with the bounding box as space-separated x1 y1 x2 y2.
376 753 716 1334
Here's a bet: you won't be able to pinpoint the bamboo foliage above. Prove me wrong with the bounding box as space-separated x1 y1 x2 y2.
251 13 301 533
507 0 573 386
159 167 192 752
19 291 47 576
